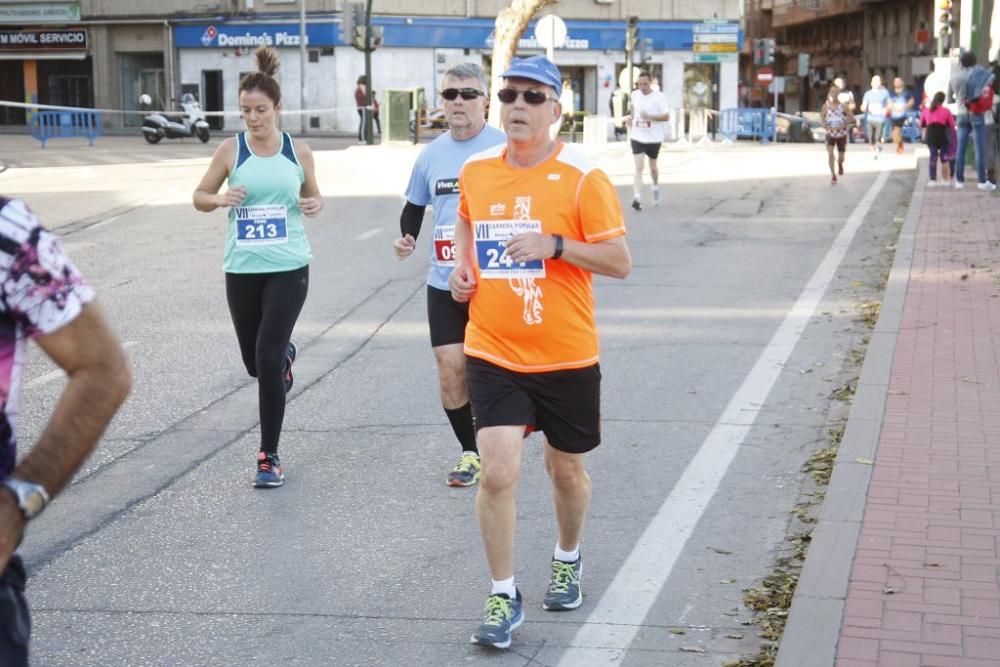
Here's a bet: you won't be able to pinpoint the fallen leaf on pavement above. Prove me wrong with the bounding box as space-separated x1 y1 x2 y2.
679 646 705 653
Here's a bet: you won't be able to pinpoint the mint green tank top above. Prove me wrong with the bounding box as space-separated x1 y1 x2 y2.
224 132 311 273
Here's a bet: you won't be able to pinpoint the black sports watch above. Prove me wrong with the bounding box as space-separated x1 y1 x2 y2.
552 234 564 260
2 478 50 520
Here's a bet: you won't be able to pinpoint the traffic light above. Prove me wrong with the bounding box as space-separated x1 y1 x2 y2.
639 37 653 63
340 2 363 45
353 25 384 51
626 16 639 53
763 38 775 65
934 0 954 38
753 38 765 66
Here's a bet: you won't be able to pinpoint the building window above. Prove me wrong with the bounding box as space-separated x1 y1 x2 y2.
309 50 319 63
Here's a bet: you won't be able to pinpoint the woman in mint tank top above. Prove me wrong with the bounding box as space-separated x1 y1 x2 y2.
193 45 323 489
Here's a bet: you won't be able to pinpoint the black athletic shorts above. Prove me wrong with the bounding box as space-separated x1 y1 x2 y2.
427 285 469 348
826 135 847 151
891 117 906 128
630 139 661 159
465 356 602 454
0 555 30 667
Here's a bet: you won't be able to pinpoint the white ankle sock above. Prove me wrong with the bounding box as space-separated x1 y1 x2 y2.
491 577 516 598
554 543 580 563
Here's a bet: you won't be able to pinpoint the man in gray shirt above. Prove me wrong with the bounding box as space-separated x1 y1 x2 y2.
951 51 997 190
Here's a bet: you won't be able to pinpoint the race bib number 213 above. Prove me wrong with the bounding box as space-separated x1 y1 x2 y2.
234 205 289 246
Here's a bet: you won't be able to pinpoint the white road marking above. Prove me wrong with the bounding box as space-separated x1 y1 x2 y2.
91 215 119 229
355 228 382 241
557 169 892 666
25 341 137 389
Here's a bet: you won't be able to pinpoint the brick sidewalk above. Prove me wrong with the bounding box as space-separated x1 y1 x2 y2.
837 186 1000 667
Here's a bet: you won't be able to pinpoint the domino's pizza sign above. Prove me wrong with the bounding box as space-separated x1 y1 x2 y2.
201 25 218 46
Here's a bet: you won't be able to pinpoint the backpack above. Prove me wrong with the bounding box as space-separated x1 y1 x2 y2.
965 66 996 114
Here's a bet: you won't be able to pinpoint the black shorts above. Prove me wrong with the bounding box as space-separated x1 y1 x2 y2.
0 556 30 667
466 356 602 454
891 117 906 128
427 285 468 348
826 135 847 151
630 140 661 159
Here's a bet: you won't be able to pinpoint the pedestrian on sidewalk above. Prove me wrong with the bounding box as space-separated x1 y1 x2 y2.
920 91 955 186
193 46 324 488
392 62 505 488
355 75 368 143
821 84 853 184
888 77 914 154
623 70 670 210
0 196 132 666
860 75 889 159
448 55 631 650
950 50 997 191
371 91 382 136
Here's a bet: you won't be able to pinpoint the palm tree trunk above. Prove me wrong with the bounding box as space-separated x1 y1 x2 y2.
488 0 558 127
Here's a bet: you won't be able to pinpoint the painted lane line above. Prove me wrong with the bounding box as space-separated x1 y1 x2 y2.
355 228 382 241
557 169 892 666
25 341 137 390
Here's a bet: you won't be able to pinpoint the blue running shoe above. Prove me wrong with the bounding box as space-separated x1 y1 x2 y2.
254 451 284 488
283 341 297 393
543 556 583 610
471 590 523 649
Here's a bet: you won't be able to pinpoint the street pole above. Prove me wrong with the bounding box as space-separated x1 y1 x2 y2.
364 0 374 145
299 0 307 134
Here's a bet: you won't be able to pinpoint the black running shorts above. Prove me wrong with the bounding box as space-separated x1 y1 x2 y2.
0 555 30 667
465 356 602 454
427 285 469 348
826 135 847 151
630 139 661 159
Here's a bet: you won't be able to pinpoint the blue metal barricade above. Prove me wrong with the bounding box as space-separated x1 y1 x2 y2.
719 108 776 144
30 110 104 148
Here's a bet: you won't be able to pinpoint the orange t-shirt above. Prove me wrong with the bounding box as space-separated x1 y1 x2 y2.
457 142 626 373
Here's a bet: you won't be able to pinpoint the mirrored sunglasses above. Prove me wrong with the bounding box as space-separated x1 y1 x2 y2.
441 88 483 101
496 88 553 105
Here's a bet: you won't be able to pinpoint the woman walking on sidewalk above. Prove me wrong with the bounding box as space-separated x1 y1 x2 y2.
821 84 853 184
193 45 323 488
920 92 955 186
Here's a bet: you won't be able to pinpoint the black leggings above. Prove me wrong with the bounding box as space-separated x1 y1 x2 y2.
226 266 309 454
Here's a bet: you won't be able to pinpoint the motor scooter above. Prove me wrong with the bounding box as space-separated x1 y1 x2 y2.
140 93 210 144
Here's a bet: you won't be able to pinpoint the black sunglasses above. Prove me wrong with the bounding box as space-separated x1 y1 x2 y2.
441 88 483 101
497 88 553 105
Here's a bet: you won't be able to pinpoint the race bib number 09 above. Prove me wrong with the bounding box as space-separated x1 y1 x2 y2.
473 219 545 279
433 225 456 266
234 205 289 246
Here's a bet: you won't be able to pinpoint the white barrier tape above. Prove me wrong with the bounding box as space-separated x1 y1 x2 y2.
0 99 354 117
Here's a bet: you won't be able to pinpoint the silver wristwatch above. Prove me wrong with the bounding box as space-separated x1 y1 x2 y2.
2 478 50 520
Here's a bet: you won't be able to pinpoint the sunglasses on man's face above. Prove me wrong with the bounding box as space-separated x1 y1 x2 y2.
497 88 553 105
441 88 483 101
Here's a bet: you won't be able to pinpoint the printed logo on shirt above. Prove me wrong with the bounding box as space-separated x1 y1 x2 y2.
489 202 507 217
548 174 561 181
435 178 460 196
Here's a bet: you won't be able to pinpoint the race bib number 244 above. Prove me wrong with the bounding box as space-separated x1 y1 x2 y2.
473 219 546 279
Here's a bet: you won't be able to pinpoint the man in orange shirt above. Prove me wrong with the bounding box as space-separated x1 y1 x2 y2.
449 55 632 650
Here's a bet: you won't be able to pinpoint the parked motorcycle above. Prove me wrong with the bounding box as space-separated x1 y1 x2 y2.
140 93 210 144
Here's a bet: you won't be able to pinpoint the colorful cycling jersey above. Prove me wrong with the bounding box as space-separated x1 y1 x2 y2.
0 197 94 478
457 143 626 373
824 103 849 138
405 124 505 291
224 132 310 274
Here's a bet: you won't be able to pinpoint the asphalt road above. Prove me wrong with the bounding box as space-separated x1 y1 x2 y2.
0 134 916 666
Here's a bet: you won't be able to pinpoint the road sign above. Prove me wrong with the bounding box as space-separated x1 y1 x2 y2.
757 67 774 84
693 20 739 64
534 14 567 49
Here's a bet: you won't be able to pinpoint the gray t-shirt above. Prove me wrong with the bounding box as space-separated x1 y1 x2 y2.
951 68 973 116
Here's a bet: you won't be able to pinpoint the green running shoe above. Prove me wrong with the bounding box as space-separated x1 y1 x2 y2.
471 590 523 649
447 452 481 487
543 556 582 611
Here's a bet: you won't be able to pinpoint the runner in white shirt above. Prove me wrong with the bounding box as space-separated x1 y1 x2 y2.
623 71 670 211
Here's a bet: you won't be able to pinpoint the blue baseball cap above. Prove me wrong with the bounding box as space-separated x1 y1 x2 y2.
501 56 562 94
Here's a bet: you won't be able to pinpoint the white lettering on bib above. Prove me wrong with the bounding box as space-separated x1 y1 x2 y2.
234 205 289 246
472 219 546 280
